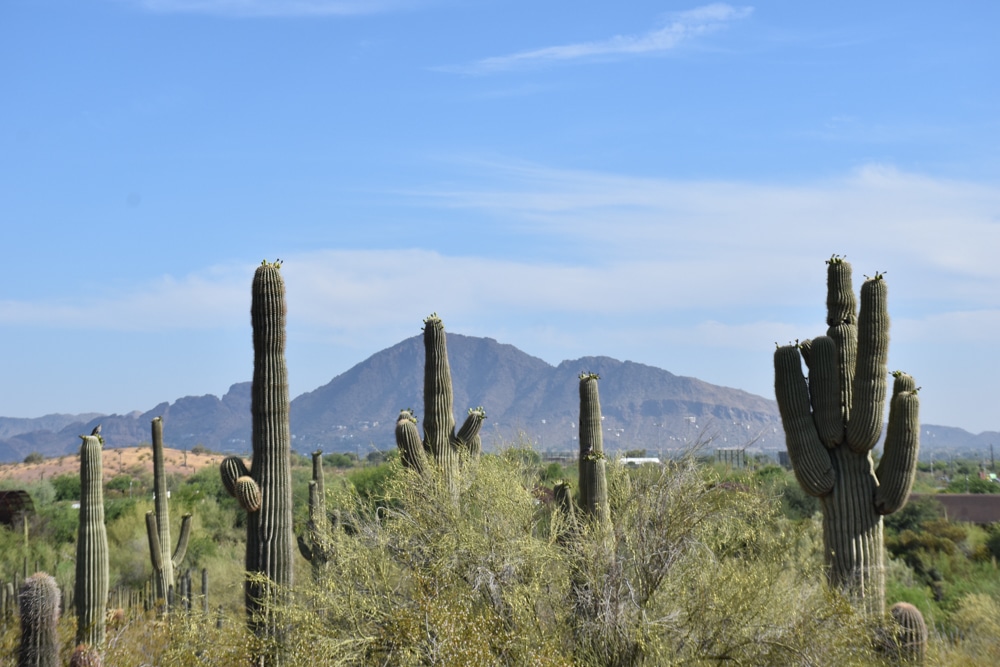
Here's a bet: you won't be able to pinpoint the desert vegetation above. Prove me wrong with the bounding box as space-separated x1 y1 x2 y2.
2 258 1000 666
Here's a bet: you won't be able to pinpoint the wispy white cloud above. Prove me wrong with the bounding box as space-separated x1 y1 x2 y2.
446 4 753 74
125 0 413 17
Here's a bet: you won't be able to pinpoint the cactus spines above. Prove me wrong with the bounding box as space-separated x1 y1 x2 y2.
219 261 294 656
774 258 919 615
395 315 486 488
75 434 108 648
889 601 928 664
68 645 101 667
146 417 192 605
578 373 609 527
18 572 60 667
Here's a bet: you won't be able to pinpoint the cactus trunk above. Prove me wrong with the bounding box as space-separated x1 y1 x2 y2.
578 373 609 527
75 435 108 648
248 262 294 638
217 262 294 662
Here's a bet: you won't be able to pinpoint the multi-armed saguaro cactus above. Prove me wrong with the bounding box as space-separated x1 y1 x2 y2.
18 572 60 667
145 416 192 607
219 261 294 647
75 434 108 648
774 256 920 615
394 314 486 490
577 373 609 527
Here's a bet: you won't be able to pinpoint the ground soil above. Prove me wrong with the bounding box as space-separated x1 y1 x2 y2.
0 446 223 484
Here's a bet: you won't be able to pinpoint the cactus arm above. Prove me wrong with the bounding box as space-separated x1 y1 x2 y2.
846 276 890 452
874 375 920 515
804 336 843 448
171 514 192 568
454 407 486 456
774 346 835 497
220 455 250 495
296 534 313 561
395 409 427 474
145 511 168 604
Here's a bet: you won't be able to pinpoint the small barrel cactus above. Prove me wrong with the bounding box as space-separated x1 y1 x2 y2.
889 602 928 664
18 572 60 667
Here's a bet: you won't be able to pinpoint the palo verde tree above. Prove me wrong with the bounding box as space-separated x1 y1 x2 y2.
773 256 921 615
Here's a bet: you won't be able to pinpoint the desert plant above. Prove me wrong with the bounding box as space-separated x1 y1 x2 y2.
888 601 927 664
774 256 920 615
577 372 609 528
17 572 59 667
393 314 486 491
296 451 334 580
75 434 108 649
218 261 294 663
145 416 192 607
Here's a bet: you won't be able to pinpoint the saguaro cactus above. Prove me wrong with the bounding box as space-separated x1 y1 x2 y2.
394 314 486 489
296 451 333 580
75 434 108 648
577 373 609 527
145 416 192 606
773 256 920 614
218 261 294 651
18 572 60 667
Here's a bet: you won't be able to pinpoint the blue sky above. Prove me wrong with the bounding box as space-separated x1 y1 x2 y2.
2 1 999 434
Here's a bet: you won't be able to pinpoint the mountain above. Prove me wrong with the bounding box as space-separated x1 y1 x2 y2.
1 334 997 463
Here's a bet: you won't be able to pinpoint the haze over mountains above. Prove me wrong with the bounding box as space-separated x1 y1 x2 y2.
1 334 996 464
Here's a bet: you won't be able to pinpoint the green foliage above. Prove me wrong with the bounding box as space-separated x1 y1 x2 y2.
23 452 45 465
886 496 946 535
944 476 1000 494
346 462 398 504
322 452 356 468
268 451 879 666
51 475 81 502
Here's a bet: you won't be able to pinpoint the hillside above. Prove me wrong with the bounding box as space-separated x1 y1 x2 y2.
1 333 997 463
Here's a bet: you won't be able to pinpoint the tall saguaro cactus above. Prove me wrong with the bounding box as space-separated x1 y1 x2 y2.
578 373 609 527
394 314 486 489
773 256 920 614
145 416 192 605
219 261 294 652
18 572 60 667
75 435 108 647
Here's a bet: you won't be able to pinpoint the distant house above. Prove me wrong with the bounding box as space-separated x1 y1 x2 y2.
0 490 34 528
620 457 662 467
910 493 1000 524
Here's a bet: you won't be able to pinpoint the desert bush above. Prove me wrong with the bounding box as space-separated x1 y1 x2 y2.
264 449 878 667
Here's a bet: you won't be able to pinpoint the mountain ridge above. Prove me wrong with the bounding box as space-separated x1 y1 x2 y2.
1 333 995 463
